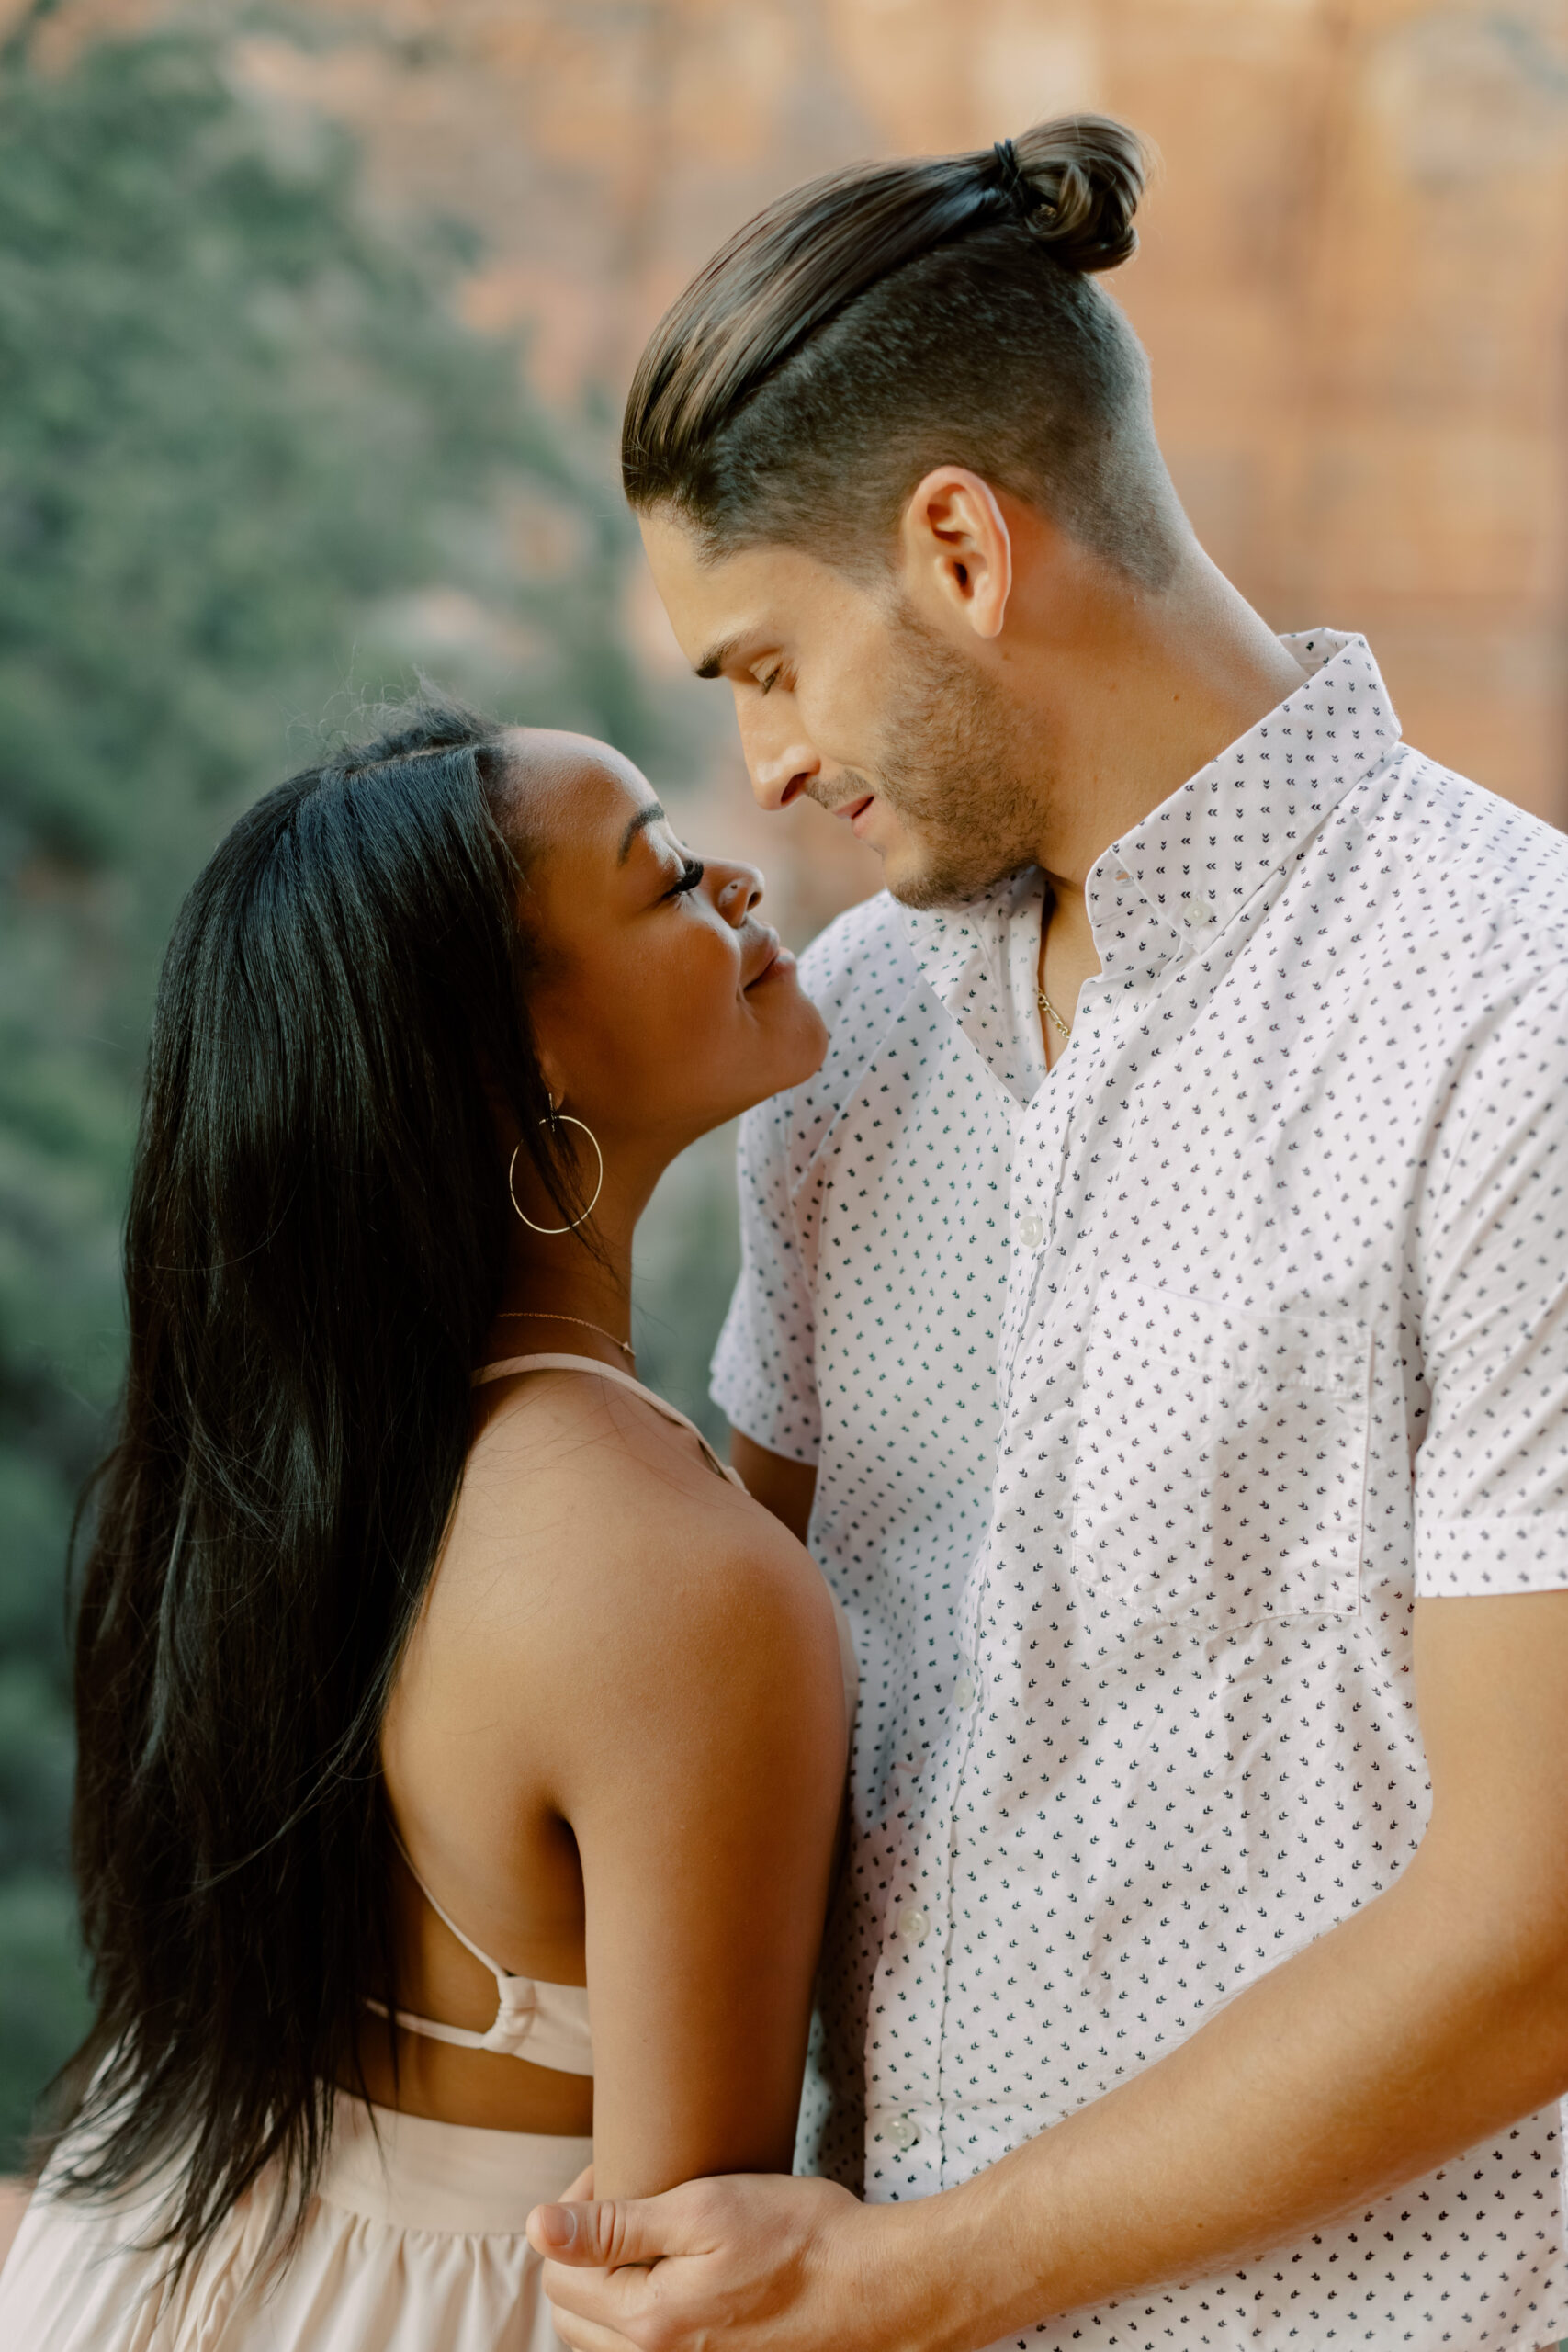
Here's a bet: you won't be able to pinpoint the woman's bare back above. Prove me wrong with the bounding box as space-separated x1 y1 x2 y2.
365 1361 850 2193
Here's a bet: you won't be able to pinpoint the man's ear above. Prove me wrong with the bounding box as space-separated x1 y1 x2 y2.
898 468 1013 642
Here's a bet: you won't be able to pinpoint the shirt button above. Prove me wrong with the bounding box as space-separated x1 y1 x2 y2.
886 2114 919 2153
1183 901 1215 928
953 1673 976 1708
896 1904 931 1945
1017 1211 1044 1249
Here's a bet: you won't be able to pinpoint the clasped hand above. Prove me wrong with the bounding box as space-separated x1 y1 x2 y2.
528 2171 918 2352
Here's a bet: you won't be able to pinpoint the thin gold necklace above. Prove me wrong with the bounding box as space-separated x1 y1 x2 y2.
498 1309 636 1365
1037 984 1072 1041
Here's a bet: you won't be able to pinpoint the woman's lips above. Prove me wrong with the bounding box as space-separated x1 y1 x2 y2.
743 929 795 989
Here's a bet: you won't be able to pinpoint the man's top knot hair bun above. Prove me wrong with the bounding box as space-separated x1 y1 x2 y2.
986 118 1146 274
991 138 1039 223
623 109 1156 537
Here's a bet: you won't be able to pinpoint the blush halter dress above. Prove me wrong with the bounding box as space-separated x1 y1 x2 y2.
0 1353 855 2352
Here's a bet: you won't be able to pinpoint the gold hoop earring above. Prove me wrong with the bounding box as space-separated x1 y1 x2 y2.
509 1115 604 1235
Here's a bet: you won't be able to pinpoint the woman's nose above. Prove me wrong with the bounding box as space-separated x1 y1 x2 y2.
715 865 764 925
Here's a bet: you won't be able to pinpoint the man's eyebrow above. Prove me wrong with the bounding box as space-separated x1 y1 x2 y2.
618 801 666 864
694 632 750 680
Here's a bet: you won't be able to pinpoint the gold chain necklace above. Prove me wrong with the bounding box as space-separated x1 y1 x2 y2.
498 1309 636 1364
1037 985 1072 1041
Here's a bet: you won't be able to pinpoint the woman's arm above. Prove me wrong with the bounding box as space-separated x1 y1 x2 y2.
548 1465 847 2199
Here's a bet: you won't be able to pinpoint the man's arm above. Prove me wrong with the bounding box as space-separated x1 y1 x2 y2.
531 1587 1568 2352
709 1076 823 1528
729 1430 817 1544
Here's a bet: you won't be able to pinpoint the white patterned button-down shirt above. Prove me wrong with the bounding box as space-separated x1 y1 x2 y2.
712 630 1568 2352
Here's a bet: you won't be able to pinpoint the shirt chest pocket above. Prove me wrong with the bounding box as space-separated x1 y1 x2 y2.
1071 1277 1371 1638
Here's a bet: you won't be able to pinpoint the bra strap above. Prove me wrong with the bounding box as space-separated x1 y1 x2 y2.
363 1995 493 2054
389 1826 510 1985
383 1826 595 2073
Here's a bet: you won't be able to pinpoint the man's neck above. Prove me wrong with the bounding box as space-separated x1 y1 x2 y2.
1020 538 1308 896
1024 542 1307 1048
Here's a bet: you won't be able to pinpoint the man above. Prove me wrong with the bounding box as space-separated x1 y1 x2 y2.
531 115 1568 2352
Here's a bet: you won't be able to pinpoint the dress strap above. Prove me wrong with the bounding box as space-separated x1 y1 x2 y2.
473 1351 743 1487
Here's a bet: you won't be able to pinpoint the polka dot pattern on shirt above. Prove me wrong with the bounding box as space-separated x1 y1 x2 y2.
713 629 1568 2352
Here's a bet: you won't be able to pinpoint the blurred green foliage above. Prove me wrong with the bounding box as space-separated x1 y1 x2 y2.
633 1125 742 1448
0 14 666 2168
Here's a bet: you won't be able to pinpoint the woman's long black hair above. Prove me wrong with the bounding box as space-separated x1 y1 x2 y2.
45 696 571 2262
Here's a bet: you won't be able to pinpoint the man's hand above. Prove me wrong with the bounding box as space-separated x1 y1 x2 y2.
528 1597 1568 2352
527 2174 916 2352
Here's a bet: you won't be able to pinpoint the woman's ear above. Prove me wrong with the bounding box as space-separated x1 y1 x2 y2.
535 1044 568 1116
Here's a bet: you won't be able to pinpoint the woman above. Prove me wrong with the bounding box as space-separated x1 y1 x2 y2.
0 700 853 2348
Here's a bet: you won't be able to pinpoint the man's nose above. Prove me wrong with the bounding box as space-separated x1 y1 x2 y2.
739 703 819 811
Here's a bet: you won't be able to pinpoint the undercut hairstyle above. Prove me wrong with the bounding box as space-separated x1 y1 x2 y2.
44 697 576 2275
624 115 1181 587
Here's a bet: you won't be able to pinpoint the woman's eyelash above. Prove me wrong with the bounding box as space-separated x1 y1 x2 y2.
667 856 705 898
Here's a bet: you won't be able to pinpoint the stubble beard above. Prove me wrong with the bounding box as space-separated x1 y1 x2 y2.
847 605 1050 910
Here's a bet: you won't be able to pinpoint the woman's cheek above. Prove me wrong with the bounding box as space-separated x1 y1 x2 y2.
643 954 725 1054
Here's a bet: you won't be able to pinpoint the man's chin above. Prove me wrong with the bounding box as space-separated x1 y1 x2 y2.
884 845 1031 912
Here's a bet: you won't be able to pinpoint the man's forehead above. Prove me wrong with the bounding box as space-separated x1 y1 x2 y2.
637 514 832 665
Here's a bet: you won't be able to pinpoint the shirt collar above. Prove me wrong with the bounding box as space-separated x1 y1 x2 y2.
1087 628 1399 977
895 628 1400 1096
898 866 1049 1103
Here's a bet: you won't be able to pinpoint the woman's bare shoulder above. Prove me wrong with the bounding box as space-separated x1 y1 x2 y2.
437 1369 841 1721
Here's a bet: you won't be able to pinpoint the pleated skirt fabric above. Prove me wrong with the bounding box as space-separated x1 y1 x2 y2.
0 2098 592 2351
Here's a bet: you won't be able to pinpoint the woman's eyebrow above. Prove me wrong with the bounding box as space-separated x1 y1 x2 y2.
617 800 667 864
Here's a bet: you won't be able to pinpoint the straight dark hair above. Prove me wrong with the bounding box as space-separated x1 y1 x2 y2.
45 696 572 2268
623 114 1179 586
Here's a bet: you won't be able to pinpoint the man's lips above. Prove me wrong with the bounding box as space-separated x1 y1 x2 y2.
833 793 875 835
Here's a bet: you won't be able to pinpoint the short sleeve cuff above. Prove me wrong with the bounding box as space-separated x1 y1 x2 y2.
710 1316 820 1466
1414 1508 1568 1596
